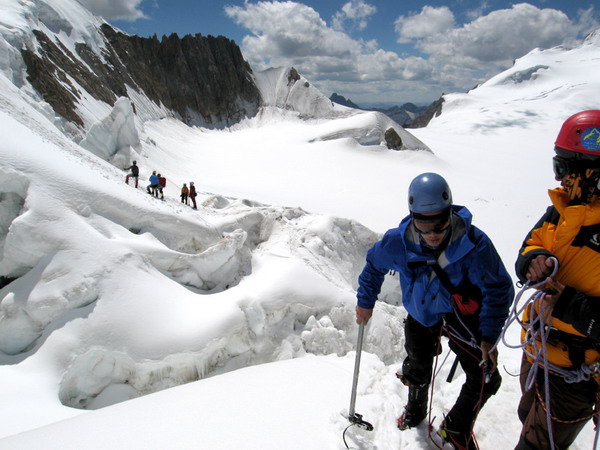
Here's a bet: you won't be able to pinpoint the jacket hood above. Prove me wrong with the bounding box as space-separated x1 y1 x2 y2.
399 204 475 264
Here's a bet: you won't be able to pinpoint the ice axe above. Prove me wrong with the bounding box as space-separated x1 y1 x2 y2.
347 321 374 431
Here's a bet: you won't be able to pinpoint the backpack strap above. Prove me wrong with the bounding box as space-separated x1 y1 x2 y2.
430 263 458 295
430 262 481 317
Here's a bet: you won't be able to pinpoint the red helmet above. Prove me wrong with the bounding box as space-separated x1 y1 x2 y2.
555 110 600 156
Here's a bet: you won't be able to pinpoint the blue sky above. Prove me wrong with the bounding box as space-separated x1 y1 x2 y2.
80 1 599 106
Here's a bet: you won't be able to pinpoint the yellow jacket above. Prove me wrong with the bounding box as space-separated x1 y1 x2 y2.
517 188 600 372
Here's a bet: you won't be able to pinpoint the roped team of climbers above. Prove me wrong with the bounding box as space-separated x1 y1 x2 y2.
124 162 198 208
179 181 197 209
355 110 600 450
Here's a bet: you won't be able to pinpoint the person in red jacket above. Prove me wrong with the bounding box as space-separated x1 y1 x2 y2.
157 173 166 199
189 181 197 209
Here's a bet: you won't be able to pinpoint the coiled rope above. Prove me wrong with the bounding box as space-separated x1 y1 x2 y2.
500 258 600 450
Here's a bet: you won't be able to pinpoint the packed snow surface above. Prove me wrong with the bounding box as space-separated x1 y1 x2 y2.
1 2 600 449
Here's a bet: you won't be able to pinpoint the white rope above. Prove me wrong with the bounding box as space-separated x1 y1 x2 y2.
500 258 600 449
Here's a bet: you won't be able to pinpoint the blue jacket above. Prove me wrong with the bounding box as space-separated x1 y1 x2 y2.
149 174 159 185
357 205 513 342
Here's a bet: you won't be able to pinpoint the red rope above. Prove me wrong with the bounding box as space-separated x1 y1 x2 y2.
427 324 445 449
425 321 485 450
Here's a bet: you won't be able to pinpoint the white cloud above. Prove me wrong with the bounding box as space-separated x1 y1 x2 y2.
225 2 360 59
225 2 429 86
575 7 600 38
394 6 455 43
331 0 377 32
417 4 575 63
224 1 597 104
464 0 491 21
390 3 600 96
78 0 147 22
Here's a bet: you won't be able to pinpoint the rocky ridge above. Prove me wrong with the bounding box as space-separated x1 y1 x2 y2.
22 23 261 130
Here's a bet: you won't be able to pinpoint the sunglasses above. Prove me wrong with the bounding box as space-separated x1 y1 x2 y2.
413 219 451 236
552 156 590 179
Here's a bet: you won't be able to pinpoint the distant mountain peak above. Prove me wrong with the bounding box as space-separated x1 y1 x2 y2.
253 66 335 117
327 93 434 128
330 93 360 109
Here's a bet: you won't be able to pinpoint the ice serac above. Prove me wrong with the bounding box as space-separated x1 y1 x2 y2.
79 97 141 163
254 66 334 117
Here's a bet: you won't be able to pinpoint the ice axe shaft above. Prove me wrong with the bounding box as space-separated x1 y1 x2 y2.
348 321 373 431
446 354 459 383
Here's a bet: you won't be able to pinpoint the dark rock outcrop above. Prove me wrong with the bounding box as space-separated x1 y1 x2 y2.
406 96 445 128
330 93 360 109
288 67 300 84
22 24 262 129
384 128 403 150
22 30 117 127
376 103 429 127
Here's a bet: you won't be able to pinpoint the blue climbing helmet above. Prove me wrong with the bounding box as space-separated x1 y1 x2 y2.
408 172 452 214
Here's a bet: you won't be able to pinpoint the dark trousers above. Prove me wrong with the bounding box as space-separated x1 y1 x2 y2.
516 356 598 449
402 314 501 433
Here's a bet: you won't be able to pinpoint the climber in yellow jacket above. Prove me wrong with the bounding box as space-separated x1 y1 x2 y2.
181 183 189 205
515 110 600 449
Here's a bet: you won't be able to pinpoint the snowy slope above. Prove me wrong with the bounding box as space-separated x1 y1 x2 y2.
254 66 337 115
0 3 599 450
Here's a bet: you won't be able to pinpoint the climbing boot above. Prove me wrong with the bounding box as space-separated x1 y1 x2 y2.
397 382 429 430
438 418 477 450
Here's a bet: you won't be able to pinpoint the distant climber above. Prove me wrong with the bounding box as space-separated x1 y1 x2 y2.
157 173 166 200
181 183 189 205
125 160 139 188
147 171 159 196
189 181 197 209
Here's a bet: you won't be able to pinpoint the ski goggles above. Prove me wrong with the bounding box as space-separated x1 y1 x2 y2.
411 210 451 235
413 220 451 236
552 156 589 179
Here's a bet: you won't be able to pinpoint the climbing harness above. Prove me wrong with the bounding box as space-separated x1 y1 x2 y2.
501 258 600 450
424 312 491 450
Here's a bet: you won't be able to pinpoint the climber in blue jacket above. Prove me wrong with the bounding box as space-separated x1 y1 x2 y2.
356 172 514 449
